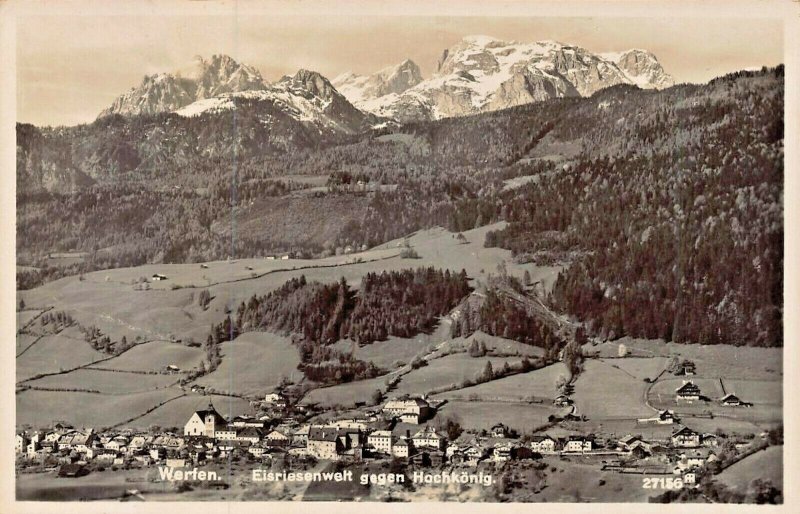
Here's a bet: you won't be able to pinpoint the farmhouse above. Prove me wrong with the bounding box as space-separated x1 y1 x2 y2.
184 402 227 438
530 435 558 454
671 426 701 448
675 381 702 402
152 273 168 281
721 393 745 406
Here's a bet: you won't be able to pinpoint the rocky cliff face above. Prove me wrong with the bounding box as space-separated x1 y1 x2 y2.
98 55 267 118
335 35 675 122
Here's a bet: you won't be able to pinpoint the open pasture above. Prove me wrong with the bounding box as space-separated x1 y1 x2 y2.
435 362 568 402
572 360 654 419
718 445 783 492
17 333 106 382
300 375 387 409
588 338 782 380
193 332 302 396
331 336 430 371
26 368 179 394
93 341 205 372
16 388 183 428
601 357 669 381
435 400 554 431
392 354 524 397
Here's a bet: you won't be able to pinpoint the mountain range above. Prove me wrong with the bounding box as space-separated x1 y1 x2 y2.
333 35 674 121
98 36 675 126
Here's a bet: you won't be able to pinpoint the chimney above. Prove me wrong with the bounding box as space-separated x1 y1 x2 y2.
406 430 411 440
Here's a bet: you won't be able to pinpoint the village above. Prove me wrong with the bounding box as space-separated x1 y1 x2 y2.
15 368 779 501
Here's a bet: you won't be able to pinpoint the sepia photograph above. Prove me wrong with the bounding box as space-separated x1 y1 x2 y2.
3 0 796 508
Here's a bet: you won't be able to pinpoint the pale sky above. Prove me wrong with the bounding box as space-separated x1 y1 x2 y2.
17 15 783 127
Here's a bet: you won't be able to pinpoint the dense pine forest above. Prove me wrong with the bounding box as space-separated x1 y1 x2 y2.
17 66 783 348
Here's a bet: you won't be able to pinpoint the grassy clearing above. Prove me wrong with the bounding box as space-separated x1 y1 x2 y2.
17 333 106 382
572 360 654 419
16 310 43 328
93 341 205 372
16 388 182 428
26 368 178 394
602 357 669 381
393 354 524 397
193 332 302 396
718 445 783 492
436 400 554 431
331 336 432 371
301 375 389 409
435 363 568 402
532 457 655 503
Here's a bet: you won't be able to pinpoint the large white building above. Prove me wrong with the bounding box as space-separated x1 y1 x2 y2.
367 430 394 454
382 398 432 424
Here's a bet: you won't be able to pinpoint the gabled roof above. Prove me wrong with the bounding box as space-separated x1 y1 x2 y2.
721 393 741 402
672 426 698 437
675 382 701 394
238 427 263 438
412 426 442 439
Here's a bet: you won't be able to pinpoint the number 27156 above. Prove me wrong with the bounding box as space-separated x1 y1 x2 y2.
642 477 684 489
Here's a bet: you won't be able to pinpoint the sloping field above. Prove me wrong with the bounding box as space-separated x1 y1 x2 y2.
17 310 43 328
435 362 568 402
16 333 40 355
95 341 205 372
331 336 430 370
129 394 254 430
17 333 106 382
718 446 783 492
193 332 302 396
601 357 669 381
301 375 388 409
436 400 554 431
588 339 783 380
16 388 182 428
572 360 653 419
722 380 782 406
392 354 524 397
465 331 545 358
26 368 178 394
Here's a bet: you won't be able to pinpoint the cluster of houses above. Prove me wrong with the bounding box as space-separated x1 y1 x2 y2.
17 386 749 491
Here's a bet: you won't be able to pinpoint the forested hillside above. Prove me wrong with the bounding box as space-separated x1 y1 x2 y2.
17 66 783 348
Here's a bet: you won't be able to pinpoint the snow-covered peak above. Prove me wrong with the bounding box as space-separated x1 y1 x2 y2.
332 59 423 106
342 36 675 122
